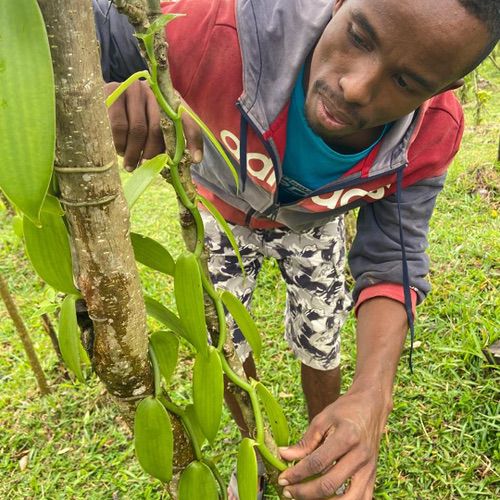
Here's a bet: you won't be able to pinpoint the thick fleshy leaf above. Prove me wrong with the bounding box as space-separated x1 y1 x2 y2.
134 396 173 482
12 216 23 239
179 105 239 189
23 210 78 295
183 404 206 448
41 194 64 216
221 291 261 361
58 295 84 382
123 154 167 207
178 461 218 500
147 13 185 36
255 382 290 447
0 0 54 223
174 253 208 355
198 194 245 276
237 438 258 500
144 295 187 339
149 330 179 385
131 232 174 276
193 347 223 444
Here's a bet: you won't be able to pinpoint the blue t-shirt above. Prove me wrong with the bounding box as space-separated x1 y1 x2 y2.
279 66 388 203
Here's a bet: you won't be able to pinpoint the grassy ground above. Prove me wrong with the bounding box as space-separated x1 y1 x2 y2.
0 59 498 499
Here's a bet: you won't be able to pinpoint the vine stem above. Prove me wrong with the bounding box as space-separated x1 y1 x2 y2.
202 458 229 500
132 11 288 491
199 272 227 349
159 396 203 461
148 344 162 398
219 354 287 472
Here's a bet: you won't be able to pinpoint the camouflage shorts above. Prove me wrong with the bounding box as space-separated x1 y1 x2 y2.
201 211 353 370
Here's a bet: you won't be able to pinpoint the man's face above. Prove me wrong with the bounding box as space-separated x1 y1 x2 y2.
305 0 490 148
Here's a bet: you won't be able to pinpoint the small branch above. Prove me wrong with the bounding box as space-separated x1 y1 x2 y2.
40 313 64 363
0 274 51 395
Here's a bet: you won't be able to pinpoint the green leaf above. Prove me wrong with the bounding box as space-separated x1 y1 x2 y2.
174 253 208 355
179 105 239 190
105 70 151 108
144 295 187 338
146 13 185 36
149 331 179 385
12 216 23 239
23 210 79 295
197 194 245 277
0 0 54 223
131 232 174 276
193 347 223 444
178 461 218 500
123 154 167 207
220 291 262 361
255 382 290 447
41 194 64 216
134 396 173 483
58 295 84 382
183 404 206 448
237 438 258 500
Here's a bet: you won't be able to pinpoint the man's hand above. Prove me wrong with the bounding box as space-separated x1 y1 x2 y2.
278 388 391 499
278 298 409 499
104 80 203 171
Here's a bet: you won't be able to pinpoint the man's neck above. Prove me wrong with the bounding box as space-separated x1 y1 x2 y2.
323 126 386 154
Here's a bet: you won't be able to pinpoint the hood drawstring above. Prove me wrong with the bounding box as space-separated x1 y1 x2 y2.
239 115 249 192
396 169 415 372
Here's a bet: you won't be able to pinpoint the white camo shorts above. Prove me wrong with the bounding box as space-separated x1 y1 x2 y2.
201 211 353 370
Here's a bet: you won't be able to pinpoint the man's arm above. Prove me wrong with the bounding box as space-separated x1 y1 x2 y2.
93 1 203 169
278 297 407 499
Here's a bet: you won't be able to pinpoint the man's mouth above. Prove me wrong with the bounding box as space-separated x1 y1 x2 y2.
320 97 353 125
316 95 356 131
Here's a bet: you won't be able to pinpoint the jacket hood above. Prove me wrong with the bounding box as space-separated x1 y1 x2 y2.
235 0 417 175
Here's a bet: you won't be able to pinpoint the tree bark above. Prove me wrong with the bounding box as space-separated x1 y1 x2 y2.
37 0 152 420
0 274 50 395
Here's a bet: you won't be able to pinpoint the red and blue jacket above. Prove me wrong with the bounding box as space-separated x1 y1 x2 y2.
94 0 465 338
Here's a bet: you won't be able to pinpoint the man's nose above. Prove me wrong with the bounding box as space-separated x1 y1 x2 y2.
338 61 381 106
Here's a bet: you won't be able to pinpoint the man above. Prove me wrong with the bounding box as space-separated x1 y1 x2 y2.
93 0 498 498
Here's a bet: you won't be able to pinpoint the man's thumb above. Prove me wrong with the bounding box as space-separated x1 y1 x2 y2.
278 427 324 461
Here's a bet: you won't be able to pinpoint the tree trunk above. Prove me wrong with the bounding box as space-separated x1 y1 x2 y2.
0 274 51 395
37 0 152 420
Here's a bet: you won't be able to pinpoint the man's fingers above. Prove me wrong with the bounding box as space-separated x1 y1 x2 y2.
181 110 203 163
105 82 128 156
340 461 376 500
278 427 359 486
281 449 370 499
279 417 328 463
122 82 149 170
142 86 165 160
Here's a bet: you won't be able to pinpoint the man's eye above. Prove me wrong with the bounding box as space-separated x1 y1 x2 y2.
348 25 370 50
395 76 409 89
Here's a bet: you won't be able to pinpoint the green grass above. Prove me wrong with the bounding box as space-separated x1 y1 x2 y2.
1 59 499 498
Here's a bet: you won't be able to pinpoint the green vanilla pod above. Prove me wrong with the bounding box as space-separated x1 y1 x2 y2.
178 461 219 499
134 396 173 482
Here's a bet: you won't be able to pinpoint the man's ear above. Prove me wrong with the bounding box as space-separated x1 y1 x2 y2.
333 0 348 15
434 79 465 96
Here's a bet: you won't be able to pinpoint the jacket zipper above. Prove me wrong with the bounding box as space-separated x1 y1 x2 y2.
236 101 408 218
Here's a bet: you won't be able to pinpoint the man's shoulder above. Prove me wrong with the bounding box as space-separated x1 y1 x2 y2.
404 91 464 182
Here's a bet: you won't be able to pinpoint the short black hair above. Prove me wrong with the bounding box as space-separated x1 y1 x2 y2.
457 0 500 40
456 0 499 73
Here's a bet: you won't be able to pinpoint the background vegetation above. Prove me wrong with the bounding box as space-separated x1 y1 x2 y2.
0 59 498 499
